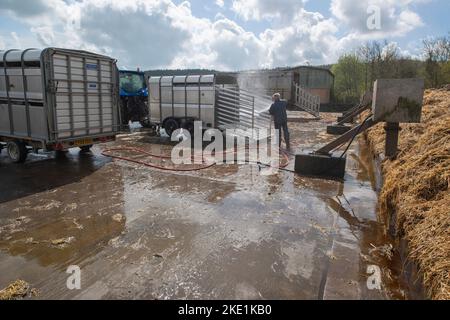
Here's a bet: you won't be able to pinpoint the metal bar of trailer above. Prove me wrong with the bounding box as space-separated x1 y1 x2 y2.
219 90 258 102
252 98 255 129
20 49 37 137
50 79 114 86
217 108 244 120
198 76 201 119
217 95 242 106
54 92 114 97
218 107 256 120
52 124 119 133
159 77 162 123
216 103 242 113
82 57 90 136
3 49 19 135
46 49 58 142
216 98 240 109
216 111 242 123
67 54 75 136
218 94 271 112
217 109 252 123
219 93 256 105
171 75 175 118
49 49 114 62
217 96 256 109
237 91 272 102
0 99 43 106
184 76 187 119
97 58 104 133
225 95 266 110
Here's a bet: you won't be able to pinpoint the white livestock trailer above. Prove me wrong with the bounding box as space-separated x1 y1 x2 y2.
148 75 273 138
0 48 119 162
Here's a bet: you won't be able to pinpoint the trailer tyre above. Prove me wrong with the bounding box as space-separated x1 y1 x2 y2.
164 119 179 137
140 119 151 129
7 141 28 163
183 120 195 137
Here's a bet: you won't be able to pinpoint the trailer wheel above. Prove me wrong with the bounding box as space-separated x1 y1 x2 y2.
183 120 195 137
164 119 179 137
140 119 151 128
80 145 93 153
7 141 28 163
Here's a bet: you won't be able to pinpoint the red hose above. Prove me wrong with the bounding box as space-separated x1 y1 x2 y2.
101 145 290 172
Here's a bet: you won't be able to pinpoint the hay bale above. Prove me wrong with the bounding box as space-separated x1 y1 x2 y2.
364 88 450 300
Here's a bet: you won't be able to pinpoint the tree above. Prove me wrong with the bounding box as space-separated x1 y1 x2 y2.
357 41 402 90
332 54 365 104
423 35 450 87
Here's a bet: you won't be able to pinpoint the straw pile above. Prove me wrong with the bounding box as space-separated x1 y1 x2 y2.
365 88 450 300
0 280 35 300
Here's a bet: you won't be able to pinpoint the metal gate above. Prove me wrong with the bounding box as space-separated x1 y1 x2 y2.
215 86 272 137
294 83 320 118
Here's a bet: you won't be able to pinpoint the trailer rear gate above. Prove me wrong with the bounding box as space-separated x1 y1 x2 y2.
0 48 118 149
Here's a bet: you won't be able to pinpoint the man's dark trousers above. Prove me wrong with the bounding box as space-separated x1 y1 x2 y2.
275 122 290 148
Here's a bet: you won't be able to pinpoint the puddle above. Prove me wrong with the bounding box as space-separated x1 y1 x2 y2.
0 114 421 299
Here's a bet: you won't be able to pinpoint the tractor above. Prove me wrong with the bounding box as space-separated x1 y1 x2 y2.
119 70 150 128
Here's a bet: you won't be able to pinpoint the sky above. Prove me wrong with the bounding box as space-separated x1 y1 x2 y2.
0 0 448 71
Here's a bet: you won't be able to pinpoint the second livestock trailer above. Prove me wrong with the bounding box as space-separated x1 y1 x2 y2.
148 74 273 138
0 48 119 162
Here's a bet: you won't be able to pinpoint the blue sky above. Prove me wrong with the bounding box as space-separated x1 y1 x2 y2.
0 0 448 70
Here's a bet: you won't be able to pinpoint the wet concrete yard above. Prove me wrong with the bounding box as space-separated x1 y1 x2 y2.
0 114 415 299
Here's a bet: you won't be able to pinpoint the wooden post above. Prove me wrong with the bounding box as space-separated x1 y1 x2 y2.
385 122 400 159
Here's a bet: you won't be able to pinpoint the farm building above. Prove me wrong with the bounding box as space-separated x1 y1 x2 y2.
223 66 335 107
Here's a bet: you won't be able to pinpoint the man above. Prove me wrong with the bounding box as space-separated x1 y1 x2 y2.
269 93 290 150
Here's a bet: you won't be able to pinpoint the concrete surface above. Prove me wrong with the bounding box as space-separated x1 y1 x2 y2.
0 113 417 299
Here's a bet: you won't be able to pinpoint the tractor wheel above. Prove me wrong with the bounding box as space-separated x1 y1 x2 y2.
7 141 28 163
164 119 179 137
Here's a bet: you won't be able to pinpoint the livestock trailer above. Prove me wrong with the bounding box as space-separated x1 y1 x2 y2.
148 74 273 138
0 48 119 162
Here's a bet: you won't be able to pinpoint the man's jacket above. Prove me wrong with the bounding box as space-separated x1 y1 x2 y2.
269 100 288 125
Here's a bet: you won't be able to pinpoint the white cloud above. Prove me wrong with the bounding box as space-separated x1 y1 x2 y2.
232 0 305 23
215 0 225 8
0 0 426 70
330 0 424 37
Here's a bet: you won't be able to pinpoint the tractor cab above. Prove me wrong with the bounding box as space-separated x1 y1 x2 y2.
119 70 149 127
